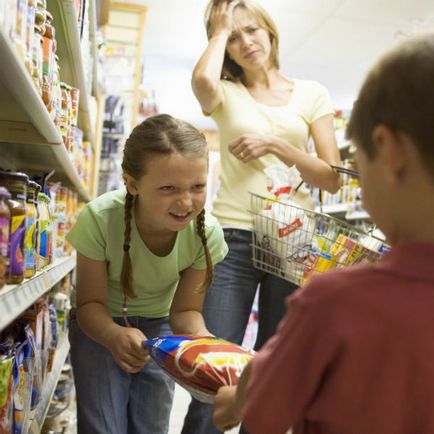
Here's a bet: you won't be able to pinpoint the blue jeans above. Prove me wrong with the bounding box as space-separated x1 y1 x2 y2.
182 229 299 434
69 313 174 434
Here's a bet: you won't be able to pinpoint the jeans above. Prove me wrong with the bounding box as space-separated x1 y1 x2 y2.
182 228 299 434
69 313 174 434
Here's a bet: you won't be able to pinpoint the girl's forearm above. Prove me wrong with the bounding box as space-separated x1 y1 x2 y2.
169 310 210 336
76 302 121 348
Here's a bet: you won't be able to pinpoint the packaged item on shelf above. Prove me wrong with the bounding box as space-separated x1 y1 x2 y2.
0 187 11 290
41 35 55 110
50 55 61 122
0 172 28 285
12 339 33 434
0 355 14 434
43 10 55 40
70 87 80 127
32 26 44 95
25 181 40 278
52 292 69 334
146 335 255 403
37 192 53 270
53 186 67 258
35 0 47 35
24 0 37 75
12 0 28 60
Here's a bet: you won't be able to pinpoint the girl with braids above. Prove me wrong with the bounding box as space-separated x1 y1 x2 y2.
66 113 228 434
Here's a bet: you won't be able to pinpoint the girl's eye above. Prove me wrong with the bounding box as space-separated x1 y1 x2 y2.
160 186 175 192
192 184 206 191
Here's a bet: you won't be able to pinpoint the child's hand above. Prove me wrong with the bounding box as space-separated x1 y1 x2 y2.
213 385 241 432
107 326 150 373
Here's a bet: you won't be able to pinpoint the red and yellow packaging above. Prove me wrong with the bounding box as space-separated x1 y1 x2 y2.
145 335 255 403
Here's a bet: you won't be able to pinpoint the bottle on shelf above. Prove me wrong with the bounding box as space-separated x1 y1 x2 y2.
25 180 40 278
0 171 29 285
0 186 11 289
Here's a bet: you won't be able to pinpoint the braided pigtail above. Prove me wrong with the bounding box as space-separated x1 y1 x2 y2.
196 208 213 293
120 191 136 299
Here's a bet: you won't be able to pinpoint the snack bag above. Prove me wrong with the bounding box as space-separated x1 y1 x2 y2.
145 335 255 403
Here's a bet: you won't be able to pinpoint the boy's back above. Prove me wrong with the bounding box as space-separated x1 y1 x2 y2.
245 242 434 434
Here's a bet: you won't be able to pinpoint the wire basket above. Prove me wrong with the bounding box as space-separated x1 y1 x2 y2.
250 192 388 286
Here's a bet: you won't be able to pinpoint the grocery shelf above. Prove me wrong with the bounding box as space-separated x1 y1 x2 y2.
315 203 370 221
47 0 94 142
0 29 92 202
0 255 76 330
345 210 370 220
29 336 71 432
315 203 348 215
0 29 62 145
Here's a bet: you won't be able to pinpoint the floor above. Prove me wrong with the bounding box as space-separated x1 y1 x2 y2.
169 384 240 434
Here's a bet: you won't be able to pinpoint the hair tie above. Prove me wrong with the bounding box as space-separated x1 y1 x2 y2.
123 244 130 252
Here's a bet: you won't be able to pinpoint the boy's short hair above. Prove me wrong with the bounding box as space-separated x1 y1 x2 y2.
346 33 434 177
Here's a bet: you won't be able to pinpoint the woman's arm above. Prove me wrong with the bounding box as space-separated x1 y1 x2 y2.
169 267 210 336
75 252 149 373
191 1 237 113
229 114 342 193
275 112 342 193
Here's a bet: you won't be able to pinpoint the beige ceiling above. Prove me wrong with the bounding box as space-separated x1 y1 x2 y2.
117 0 434 128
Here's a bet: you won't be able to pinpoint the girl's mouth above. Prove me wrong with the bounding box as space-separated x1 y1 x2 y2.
169 211 192 222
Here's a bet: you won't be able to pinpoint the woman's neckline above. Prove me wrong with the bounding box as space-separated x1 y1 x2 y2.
239 77 297 107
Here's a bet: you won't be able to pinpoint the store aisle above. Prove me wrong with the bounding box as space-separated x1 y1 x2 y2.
169 384 240 434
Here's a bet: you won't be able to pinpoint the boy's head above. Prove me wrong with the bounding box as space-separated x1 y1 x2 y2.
346 33 434 177
346 34 434 243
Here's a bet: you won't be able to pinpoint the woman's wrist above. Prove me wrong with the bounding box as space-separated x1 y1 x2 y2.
269 136 287 158
210 31 230 41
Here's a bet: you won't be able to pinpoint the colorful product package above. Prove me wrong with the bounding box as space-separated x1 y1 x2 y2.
145 335 255 403
13 339 33 434
0 355 14 434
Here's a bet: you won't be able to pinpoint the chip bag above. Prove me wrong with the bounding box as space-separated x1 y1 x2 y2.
145 335 255 403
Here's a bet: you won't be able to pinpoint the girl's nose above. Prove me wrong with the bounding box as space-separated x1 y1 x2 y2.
178 192 192 207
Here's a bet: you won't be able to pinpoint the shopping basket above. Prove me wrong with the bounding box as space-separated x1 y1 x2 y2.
250 191 388 286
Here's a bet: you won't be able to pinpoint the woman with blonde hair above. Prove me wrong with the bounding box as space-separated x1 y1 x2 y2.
183 1 341 433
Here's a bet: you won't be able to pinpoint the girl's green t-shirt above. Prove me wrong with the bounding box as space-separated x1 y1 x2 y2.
66 189 228 318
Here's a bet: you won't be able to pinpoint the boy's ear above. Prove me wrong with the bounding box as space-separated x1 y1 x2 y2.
372 125 406 183
123 174 138 195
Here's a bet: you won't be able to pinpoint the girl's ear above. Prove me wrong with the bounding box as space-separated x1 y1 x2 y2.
372 125 406 184
123 173 138 195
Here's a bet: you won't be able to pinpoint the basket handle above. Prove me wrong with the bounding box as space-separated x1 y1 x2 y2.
330 165 359 178
293 165 359 213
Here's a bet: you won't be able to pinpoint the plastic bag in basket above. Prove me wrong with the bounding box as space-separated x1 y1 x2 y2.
145 335 255 403
254 165 313 260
